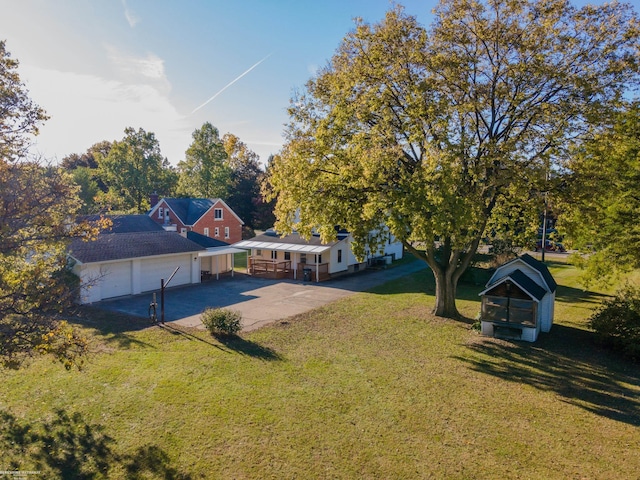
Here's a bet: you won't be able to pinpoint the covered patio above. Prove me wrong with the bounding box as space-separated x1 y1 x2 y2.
198 246 248 281
233 239 332 282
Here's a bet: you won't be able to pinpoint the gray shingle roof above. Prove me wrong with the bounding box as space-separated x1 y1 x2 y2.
164 198 218 226
187 231 230 248
81 214 164 233
69 231 204 264
518 253 557 292
482 268 547 301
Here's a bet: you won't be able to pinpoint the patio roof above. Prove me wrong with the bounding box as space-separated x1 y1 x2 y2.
233 240 332 254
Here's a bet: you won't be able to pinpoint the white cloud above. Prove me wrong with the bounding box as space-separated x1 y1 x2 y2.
19 64 192 164
105 45 171 94
122 0 140 27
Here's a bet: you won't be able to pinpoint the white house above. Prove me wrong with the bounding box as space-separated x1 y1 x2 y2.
233 229 403 282
478 254 557 342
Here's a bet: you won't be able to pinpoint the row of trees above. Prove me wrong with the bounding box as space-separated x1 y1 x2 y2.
62 123 275 231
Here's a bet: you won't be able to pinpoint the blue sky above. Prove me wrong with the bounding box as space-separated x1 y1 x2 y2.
1 0 435 165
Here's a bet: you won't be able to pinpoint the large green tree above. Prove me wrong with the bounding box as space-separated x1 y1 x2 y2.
223 133 267 229
98 127 176 213
559 101 640 283
176 122 231 199
0 40 48 160
0 41 101 368
268 0 639 317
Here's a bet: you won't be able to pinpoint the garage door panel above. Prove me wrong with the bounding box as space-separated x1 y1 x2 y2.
140 255 192 292
100 261 132 299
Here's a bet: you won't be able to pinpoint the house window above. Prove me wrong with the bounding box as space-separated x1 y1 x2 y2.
284 252 291 261
256 249 262 256
271 251 278 260
224 226 229 239
214 208 223 220
300 253 306 264
315 254 322 264
204 228 209 237
214 227 219 237
337 249 342 263
180 228 187 235
157 208 163 219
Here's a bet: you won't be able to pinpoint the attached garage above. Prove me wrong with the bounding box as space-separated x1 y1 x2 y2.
69 229 204 304
139 254 193 293
100 260 133 299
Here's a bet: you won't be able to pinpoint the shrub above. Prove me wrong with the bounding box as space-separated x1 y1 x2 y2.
201 308 242 336
589 284 640 360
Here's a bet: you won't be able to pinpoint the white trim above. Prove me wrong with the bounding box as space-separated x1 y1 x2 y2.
233 240 332 254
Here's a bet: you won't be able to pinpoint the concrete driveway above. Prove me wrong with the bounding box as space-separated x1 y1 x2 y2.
96 259 426 331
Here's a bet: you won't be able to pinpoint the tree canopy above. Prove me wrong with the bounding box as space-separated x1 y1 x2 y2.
98 127 176 213
267 0 640 317
559 101 640 284
0 40 49 161
0 41 103 368
176 122 231 199
223 133 267 229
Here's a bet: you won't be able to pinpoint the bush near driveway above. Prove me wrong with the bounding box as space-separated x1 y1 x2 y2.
201 307 242 336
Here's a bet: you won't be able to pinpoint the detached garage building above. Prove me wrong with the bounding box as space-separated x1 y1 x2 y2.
69 215 204 304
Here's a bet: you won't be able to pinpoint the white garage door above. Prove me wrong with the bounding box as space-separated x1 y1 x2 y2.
139 255 193 293
100 261 133 300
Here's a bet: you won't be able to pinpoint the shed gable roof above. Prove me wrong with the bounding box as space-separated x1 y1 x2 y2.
489 253 557 293
480 268 547 301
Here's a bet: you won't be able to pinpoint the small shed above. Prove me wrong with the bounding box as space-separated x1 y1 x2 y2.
478 254 557 342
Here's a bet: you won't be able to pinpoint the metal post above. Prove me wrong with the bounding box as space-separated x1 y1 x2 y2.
541 193 548 263
160 278 165 324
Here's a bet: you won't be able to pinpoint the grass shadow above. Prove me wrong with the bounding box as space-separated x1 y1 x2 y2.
159 323 228 352
458 324 640 426
212 333 283 361
70 306 154 350
0 408 191 479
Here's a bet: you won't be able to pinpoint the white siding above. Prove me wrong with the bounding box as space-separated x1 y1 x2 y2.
100 261 133 299
139 254 193 293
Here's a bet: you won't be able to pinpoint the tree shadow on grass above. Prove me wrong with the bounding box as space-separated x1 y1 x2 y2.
212 333 283 361
457 324 640 427
0 408 191 479
159 323 227 352
70 306 154 350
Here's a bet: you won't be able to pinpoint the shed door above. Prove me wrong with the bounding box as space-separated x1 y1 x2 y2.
139 255 192 293
100 261 133 299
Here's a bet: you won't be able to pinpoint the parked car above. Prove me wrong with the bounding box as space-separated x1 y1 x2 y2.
535 239 566 252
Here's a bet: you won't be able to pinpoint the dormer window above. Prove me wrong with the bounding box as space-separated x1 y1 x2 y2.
214 208 223 220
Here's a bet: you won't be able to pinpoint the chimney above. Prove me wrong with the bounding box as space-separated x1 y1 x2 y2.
150 192 159 208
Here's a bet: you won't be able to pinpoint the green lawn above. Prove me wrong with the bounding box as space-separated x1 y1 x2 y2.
1 261 638 479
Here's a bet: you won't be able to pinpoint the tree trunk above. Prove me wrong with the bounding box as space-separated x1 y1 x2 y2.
433 268 459 318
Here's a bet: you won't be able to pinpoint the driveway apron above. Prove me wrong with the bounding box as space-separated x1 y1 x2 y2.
96 260 426 331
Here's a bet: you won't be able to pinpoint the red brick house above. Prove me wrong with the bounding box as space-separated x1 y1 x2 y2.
148 196 244 244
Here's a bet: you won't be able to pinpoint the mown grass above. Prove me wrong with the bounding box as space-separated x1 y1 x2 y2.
1 261 638 479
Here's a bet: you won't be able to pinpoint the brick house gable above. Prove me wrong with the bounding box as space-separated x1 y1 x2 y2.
149 198 244 244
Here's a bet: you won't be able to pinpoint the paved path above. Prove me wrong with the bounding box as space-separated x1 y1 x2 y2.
96 259 427 331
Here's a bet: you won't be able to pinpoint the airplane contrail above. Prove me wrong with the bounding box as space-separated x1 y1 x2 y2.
191 53 273 114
